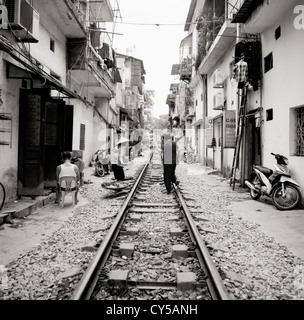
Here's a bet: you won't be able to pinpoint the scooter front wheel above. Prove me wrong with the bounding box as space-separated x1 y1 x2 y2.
249 175 261 200
272 184 302 211
250 188 261 200
95 164 105 177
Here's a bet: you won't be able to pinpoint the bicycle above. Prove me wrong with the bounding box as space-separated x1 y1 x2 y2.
0 182 5 211
181 146 196 164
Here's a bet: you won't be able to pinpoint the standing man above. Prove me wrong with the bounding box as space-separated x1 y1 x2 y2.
161 133 180 194
111 142 126 181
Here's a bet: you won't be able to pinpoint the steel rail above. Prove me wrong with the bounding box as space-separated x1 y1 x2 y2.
70 157 151 300
174 185 233 300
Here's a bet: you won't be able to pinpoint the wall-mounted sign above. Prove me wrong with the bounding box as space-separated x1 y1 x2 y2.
223 110 236 148
205 117 213 148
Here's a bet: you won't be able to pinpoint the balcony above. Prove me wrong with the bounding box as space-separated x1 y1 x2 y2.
198 20 236 75
67 40 115 98
180 57 193 82
186 106 195 120
241 0 299 33
229 0 265 24
171 64 181 76
39 0 86 38
195 0 237 74
166 94 177 104
170 83 179 95
88 0 114 22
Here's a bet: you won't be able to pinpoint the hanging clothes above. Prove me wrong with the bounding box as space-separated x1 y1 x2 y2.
90 30 101 48
234 60 248 84
89 23 101 49
104 59 113 69
113 68 122 83
235 41 247 64
112 49 117 68
235 40 261 91
99 43 110 59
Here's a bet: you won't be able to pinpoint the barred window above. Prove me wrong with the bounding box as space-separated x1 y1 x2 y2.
296 107 304 156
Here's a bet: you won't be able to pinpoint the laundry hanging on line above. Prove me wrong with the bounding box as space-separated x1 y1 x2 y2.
234 40 261 91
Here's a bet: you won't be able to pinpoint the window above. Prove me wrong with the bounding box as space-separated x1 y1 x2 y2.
275 26 281 40
50 39 55 52
264 53 273 73
266 109 273 121
295 107 304 156
80 124 85 151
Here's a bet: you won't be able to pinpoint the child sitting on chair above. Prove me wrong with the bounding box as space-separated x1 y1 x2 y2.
55 151 80 204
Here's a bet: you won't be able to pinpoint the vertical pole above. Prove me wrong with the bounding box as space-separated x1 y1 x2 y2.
235 23 241 187
203 74 208 167
258 33 264 166
240 86 247 187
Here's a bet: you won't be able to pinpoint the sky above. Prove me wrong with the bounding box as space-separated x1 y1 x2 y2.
109 0 192 118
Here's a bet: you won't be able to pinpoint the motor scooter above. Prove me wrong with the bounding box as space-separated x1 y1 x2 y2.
91 149 111 177
245 153 302 210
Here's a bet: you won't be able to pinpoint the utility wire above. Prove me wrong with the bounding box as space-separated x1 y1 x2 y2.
113 21 195 26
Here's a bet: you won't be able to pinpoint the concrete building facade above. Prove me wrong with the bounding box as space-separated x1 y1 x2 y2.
172 0 304 205
0 0 148 204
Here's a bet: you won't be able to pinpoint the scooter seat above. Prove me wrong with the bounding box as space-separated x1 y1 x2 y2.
254 165 273 176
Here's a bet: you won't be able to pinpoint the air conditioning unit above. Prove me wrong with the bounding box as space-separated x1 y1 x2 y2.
6 0 39 43
213 91 225 110
212 69 224 88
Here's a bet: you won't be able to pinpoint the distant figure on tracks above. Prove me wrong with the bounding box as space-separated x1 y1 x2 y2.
111 137 130 181
161 133 180 194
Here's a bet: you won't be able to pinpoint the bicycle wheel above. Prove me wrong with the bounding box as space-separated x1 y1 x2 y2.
187 153 195 164
0 182 5 211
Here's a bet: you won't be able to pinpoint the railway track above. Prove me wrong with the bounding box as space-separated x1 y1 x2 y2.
71 152 232 301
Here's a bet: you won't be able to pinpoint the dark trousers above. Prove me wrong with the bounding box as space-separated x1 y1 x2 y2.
163 164 177 194
112 164 125 181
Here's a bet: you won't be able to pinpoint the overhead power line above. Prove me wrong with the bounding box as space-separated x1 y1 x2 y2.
113 21 195 26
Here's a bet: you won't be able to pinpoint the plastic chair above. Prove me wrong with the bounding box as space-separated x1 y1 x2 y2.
59 176 78 208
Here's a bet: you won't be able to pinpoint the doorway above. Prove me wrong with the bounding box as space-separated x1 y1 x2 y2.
18 89 74 196
244 110 261 179
213 117 223 171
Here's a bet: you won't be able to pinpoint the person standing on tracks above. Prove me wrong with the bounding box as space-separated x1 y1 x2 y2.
161 133 180 194
111 140 126 181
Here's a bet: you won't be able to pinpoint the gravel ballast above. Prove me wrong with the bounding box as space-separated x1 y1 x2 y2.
0 154 304 300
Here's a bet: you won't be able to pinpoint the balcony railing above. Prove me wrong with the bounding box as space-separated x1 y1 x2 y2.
196 6 226 68
196 1 237 74
229 0 265 24
180 57 193 82
67 39 115 96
